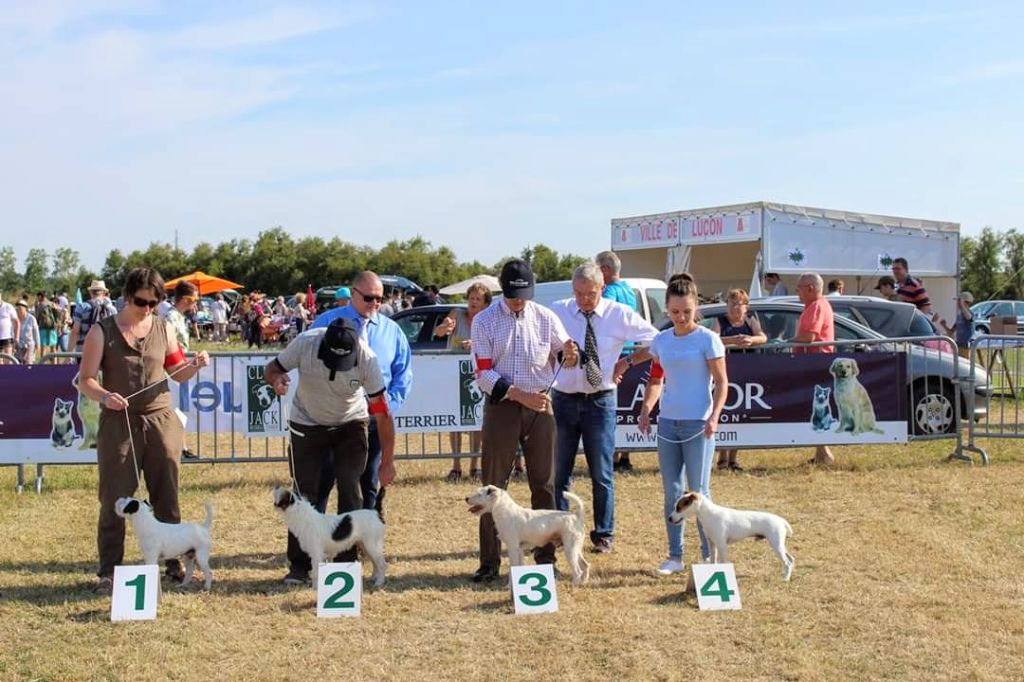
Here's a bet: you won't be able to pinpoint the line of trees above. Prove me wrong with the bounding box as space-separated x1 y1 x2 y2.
959 227 1024 301
1 228 588 299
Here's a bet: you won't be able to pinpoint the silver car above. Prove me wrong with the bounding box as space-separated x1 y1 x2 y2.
699 301 990 435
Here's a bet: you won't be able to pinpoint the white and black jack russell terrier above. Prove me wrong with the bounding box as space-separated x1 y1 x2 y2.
272 486 388 588
114 496 214 590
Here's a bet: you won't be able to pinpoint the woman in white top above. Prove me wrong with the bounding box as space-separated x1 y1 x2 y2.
432 282 493 482
639 275 728 576
14 299 40 365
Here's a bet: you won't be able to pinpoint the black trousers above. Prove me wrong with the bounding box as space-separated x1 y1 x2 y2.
286 419 368 573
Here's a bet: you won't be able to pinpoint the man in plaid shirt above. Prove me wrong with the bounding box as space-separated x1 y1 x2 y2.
469 258 580 583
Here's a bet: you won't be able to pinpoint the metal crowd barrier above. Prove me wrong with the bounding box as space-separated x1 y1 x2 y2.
961 334 1024 464
5 335 990 492
16 351 478 492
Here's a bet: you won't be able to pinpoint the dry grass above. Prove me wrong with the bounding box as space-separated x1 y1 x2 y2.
2 442 1023 682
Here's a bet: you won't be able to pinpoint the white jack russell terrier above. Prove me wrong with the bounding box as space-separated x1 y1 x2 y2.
669 491 795 581
466 485 590 586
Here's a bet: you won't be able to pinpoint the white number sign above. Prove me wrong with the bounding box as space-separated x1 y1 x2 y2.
316 563 362 618
510 564 559 615
111 565 159 621
691 563 742 611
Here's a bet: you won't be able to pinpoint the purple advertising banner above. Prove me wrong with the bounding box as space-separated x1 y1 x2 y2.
615 352 908 448
0 364 100 464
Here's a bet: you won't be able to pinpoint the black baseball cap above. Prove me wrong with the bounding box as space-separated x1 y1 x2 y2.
317 318 359 374
500 259 535 300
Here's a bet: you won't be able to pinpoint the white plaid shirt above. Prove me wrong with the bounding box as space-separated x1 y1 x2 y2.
471 299 572 395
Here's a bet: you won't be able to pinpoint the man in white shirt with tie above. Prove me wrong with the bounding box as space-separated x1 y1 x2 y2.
549 262 658 553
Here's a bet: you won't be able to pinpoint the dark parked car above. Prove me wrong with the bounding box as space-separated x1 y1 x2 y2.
697 300 989 435
392 304 466 351
771 295 938 339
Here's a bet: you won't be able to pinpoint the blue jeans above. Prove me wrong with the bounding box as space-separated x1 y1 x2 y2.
553 390 616 541
656 417 713 561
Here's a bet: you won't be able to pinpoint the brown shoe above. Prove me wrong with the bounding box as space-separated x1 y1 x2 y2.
92 576 113 595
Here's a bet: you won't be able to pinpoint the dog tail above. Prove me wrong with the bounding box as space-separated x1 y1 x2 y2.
563 492 586 528
784 519 793 537
203 501 214 530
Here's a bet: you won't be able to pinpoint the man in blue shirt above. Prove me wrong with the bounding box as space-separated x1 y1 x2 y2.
596 251 637 312
311 271 413 514
596 251 639 472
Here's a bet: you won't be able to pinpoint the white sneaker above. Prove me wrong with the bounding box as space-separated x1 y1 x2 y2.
656 559 685 576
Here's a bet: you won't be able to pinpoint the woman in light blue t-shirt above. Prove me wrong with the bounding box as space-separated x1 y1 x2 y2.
639 275 728 576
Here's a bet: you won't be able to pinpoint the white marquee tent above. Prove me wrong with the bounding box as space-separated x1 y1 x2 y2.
611 201 961 321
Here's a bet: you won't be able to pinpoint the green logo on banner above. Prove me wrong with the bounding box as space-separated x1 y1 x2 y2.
458 359 483 427
246 363 281 433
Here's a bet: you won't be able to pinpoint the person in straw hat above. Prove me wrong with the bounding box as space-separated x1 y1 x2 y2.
69 280 117 353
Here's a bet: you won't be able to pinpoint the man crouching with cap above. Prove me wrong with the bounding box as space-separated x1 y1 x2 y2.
264 318 396 586
469 258 580 583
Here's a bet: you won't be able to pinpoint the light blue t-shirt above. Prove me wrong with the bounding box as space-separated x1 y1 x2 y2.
602 279 637 312
649 325 725 420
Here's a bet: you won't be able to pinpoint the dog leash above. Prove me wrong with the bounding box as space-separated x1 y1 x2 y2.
120 359 201 490
656 426 707 444
282 398 302 494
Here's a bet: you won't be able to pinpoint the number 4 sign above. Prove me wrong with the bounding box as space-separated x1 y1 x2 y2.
691 563 742 611
111 565 159 621
316 563 362 618
510 564 559 615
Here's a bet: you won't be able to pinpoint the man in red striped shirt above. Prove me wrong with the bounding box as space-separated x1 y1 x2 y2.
892 257 932 314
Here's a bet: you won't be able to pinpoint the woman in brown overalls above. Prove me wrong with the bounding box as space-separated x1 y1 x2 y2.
78 267 210 594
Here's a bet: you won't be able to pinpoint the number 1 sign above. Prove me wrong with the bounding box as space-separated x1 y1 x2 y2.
316 563 362 618
111 565 159 621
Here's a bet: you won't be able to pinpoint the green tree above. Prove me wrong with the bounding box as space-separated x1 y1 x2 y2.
513 244 587 282
101 249 128 294
0 246 17 293
50 247 81 294
188 242 219 276
124 242 189 281
249 227 298 293
22 248 49 293
1002 230 1024 300
961 227 1002 300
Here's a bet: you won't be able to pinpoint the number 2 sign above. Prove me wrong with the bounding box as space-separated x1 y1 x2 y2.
691 563 742 611
111 565 159 621
316 563 362 618
510 564 559 615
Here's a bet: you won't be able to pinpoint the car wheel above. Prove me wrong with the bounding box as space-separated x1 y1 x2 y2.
910 380 956 435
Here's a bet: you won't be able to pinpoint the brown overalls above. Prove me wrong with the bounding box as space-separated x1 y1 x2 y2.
95 315 184 578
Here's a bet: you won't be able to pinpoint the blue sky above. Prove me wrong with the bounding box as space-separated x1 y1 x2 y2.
2 1 1022 273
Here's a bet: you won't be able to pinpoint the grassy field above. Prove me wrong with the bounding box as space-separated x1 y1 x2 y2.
2 441 1023 682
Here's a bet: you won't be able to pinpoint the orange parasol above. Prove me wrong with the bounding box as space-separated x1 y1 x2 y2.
163 271 244 295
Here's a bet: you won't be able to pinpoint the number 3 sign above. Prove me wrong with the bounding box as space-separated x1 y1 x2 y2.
691 563 742 611
510 564 559 615
316 563 362 618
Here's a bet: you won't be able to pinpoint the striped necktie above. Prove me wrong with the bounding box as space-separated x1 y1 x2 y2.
583 311 602 388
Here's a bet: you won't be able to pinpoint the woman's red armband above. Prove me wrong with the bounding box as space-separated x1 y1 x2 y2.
164 346 186 369
649 361 665 380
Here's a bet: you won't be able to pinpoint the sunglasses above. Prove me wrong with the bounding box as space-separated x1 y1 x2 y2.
352 287 384 304
132 296 160 309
